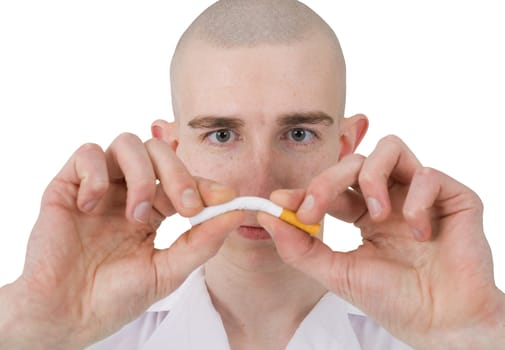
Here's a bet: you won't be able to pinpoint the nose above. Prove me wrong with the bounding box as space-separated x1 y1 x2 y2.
235 143 286 198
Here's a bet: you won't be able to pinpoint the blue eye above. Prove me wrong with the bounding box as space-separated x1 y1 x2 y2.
287 128 316 143
206 129 237 144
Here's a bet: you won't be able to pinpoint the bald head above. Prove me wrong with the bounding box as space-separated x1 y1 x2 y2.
170 0 346 117
176 0 339 47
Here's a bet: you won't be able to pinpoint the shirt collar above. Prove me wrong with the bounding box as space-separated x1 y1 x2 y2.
145 266 364 350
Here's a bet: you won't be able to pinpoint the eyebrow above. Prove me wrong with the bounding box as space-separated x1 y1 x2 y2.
187 116 245 129
277 112 334 127
187 111 334 129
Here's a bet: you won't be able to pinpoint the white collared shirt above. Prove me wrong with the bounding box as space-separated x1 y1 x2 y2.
87 267 412 349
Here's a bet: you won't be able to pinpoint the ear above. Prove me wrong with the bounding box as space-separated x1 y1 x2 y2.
338 114 368 160
151 119 179 152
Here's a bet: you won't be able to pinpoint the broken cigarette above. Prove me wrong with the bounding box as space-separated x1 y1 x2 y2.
188 196 320 236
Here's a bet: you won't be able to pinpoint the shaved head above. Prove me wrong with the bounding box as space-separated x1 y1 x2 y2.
170 0 346 118
175 0 339 47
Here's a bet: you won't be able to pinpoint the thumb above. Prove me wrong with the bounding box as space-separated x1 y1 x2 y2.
258 212 339 288
152 178 243 298
258 212 383 306
153 210 244 298
259 212 419 322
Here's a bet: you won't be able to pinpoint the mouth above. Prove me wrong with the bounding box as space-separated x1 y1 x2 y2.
237 225 272 240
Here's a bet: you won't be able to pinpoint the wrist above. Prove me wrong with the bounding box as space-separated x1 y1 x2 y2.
0 280 85 350
419 290 505 350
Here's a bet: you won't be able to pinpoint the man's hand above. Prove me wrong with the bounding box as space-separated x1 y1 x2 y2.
259 135 505 349
0 133 243 350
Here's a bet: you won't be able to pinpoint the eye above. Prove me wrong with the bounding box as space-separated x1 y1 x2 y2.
206 129 238 144
287 128 316 143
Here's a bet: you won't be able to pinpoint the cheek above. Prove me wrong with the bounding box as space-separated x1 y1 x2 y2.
176 145 241 183
283 157 334 188
176 136 340 191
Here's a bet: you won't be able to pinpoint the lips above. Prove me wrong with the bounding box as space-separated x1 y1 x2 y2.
237 225 272 240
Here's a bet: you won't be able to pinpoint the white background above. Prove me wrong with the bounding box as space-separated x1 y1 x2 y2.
0 1 504 290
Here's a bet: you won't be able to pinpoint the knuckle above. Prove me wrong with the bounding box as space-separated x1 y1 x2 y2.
77 142 103 155
467 189 484 213
357 169 376 189
344 153 366 167
474 195 484 213
114 132 142 146
145 138 175 159
402 205 423 222
416 166 438 178
131 177 156 193
86 179 110 197
378 134 404 148
144 137 159 149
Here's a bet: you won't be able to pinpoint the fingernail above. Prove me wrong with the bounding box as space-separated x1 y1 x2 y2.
134 201 152 223
210 182 228 192
260 220 274 238
412 227 425 241
182 188 201 208
299 194 315 212
366 197 383 218
82 199 98 212
152 125 162 139
153 218 163 230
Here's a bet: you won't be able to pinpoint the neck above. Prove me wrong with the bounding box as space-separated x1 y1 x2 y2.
204 241 326 349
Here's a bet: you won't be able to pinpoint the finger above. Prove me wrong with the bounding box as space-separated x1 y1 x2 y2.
105 133 157 224
259 212 416 313
49 143 109 212
269 189 306 211
359 135 422 221
196 178 238 206
258 212 336 286
152 210 244 296
146 138 203 217
403 167 483 241
295 154 367 224
153 177 238 230
152 183 176 218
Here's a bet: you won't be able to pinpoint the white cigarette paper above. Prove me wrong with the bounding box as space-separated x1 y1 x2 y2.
188 196 320 235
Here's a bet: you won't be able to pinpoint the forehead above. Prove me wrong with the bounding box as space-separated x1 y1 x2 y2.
173 37 345 122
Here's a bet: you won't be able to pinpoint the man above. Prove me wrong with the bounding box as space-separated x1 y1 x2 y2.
0 1 504 349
